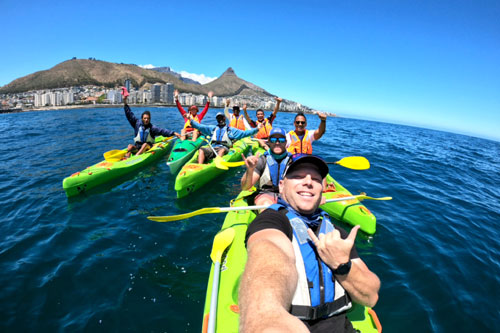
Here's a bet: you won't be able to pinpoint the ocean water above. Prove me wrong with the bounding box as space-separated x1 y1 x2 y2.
0 107 499 332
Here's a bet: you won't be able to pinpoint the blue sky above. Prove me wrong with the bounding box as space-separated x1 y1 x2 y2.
2 0 499 141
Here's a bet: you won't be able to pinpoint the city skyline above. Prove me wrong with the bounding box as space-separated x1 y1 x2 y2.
1 0 499 141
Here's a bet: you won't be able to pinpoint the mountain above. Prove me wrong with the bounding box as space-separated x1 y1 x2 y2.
150 66 201 85
0 59 273 98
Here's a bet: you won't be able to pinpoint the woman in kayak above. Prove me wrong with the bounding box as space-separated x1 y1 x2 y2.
242 97 282 150
240 127 292 207
174 89 213 141
122 87 179 159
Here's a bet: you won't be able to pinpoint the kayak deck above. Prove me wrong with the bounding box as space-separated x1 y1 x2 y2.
202 190 381 332
62 136 175 197
166 136 205 175
174 138 254 198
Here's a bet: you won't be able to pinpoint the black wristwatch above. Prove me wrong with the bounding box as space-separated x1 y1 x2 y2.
333 260 352 275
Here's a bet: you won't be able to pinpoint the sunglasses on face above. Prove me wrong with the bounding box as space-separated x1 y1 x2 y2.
295 121 306 125
269 137 287 143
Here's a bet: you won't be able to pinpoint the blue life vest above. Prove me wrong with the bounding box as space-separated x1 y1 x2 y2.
210 126 232 148
135 125 154 144
268 203 352 320
258 152 292 191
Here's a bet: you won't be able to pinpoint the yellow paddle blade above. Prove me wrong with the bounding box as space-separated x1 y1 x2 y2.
333 156 370 170
210 228 235 263
147 207 222 222
214 156 229 170
103 150 126 162
359 195 392 201
220 160 245 168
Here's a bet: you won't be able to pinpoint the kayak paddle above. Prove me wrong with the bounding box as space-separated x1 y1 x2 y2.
103 137 175 162
207 228 235 333
219 156 371 170
326 156 370 170
147 194 392 222
103 149 127 162
200 137 229 170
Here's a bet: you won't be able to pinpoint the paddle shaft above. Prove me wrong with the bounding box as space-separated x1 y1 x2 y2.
207 261 221 333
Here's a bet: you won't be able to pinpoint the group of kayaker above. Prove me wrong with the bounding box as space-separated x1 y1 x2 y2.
120 86 380 332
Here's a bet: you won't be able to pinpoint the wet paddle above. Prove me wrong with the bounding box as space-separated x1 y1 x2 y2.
103 136 175 162
207 228 235 333
326 156 370 170
147 194 392 222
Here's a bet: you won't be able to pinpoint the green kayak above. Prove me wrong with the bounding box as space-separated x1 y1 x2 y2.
174 138 254 198
166 136 205 175
62 136 175 197
321 174 377 234
202 190 382 332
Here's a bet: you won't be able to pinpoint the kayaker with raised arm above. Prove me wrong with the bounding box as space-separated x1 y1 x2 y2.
240 128 292 207
174 89 213 141
286 111 327 154
122 87 179 159
243 97 282 150
187 112 261 164
224 99 247 130
239 154 380 332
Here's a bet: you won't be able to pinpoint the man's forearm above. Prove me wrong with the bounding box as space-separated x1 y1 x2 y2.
336 259 380 307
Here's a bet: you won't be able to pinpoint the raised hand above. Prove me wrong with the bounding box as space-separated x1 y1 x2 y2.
208 91 213 98
241 152 260 171
174 89 179 99
307 225 359 270
318 112 327 121
243 104 247 111
226 99 231 107
275 97 283 103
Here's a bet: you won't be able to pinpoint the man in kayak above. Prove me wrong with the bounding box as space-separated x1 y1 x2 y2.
122 88 179 159
187 112 261 164
239 154 380 332
174 89 213 141
287 112 327 154
224 99 247 130
242 97 282 150
240 127 291 207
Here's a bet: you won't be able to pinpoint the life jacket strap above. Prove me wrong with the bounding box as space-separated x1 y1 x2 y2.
289 293 351 320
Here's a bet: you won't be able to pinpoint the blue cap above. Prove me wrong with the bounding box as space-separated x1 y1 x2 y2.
269 127 286 137
283 154 329 179
216 112 225 119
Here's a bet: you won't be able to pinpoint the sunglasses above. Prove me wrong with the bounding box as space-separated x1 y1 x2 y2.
269 137 287 143
295 121 306 125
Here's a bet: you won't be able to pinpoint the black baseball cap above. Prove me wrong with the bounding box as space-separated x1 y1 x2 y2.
283 154 329 179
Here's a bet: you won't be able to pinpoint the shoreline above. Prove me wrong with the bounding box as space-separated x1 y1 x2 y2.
1 104 337 117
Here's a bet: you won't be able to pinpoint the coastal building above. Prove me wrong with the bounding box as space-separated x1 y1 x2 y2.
151 84 161 103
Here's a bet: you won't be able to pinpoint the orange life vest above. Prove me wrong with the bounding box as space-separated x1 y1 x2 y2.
183 115 200 131
255 118 273 139
229 114 246 130
287 130 313 154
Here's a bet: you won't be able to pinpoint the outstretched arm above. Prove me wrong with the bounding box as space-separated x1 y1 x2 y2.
224 98 231 121
174 89 187 118
314 112 327 140
198 91 212 121
307 226 380 307
272 97 282 120
239 230 309 333
242 104 255 128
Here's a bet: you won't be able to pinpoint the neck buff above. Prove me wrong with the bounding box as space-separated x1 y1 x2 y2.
269 149 288 161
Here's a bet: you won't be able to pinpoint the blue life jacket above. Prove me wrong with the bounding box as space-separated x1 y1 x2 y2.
258 152 292 191
135 125 154 144
268 203 352 320
210 126 232 148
